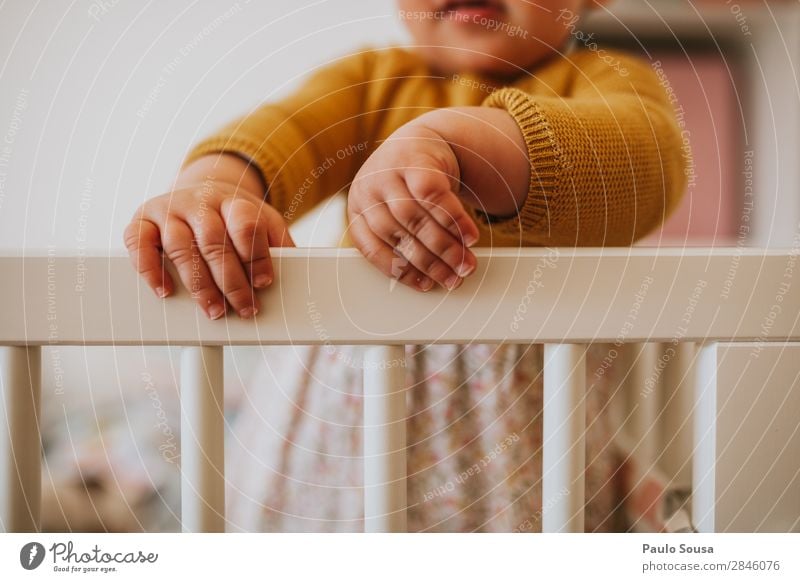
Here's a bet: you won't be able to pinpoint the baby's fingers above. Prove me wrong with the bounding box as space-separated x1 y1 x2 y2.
161 218 227 320
123 217 173 298
349 213 434 292
193 210 260 319
360 196 462 290
220 197 276 289
383 181 476 282
405 166 479 246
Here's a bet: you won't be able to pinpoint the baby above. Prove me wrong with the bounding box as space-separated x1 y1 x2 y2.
124 0 686 531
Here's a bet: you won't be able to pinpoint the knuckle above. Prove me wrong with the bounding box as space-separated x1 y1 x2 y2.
429 205 457 228
402 210 429 237
192 215 223 238
228 219 260 242
415 251 440 277
188 182 217 199
399 266 420 286
425 257 453 281
161 228 187 252
419 186 446 207
451 217 473 239
164 244 194 266
441 243 466 267
346 187 361 211
417 222 448 249
387 196 411 217
224 284 254 306
361 243 383 266
137 265 162 280
123 225 140 251
429 262 453 283
244 256 271 271
225 196 257 218
199 240 229 264
350 173 373 192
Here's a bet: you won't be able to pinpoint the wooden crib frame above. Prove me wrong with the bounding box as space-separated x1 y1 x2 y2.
1 247 798 533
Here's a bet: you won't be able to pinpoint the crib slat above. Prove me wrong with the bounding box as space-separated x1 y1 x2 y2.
628 342 660 466
180 346 225 532
363 345 407 532
0 346 42 532
660 341 695 488
693 341 718 533
543 343 586 533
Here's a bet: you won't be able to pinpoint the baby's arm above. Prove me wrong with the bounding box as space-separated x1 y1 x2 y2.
349 51 687 291
346 108 529 291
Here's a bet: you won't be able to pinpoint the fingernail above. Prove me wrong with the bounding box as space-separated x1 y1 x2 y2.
156 286 168 298
239 306 258 319
456 262 475 278
416 276 434 292
208 304 225 320
254 274 272 288
465 234 478 247
444 274 462 290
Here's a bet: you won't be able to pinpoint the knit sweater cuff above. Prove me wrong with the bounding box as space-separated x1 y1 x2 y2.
181 135 288 214
478 87 563 239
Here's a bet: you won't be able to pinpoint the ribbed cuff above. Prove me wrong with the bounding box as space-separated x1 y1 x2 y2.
181 135 287 212
479 87 564 238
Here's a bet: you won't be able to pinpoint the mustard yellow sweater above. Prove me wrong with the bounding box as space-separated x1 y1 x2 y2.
183 46 687 247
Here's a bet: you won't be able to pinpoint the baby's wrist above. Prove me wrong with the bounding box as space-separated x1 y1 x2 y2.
396 117 462 193
174 152 268 202
408 107 530 219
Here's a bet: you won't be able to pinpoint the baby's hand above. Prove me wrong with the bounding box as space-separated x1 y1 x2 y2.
123 154 294 319
347 124 479 292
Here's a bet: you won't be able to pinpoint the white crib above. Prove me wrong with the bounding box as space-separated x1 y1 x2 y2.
1 247 798 533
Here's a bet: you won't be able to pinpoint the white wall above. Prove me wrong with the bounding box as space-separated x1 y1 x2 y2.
0 0 406 252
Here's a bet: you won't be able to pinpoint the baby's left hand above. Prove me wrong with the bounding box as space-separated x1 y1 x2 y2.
347 123 479 292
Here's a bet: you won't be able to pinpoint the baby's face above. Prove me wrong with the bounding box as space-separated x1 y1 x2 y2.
397 0 597 78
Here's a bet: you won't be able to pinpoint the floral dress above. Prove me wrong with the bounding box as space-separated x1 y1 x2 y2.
225 342 623 532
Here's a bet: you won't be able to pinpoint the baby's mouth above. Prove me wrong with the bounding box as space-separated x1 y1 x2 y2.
440 0 506 21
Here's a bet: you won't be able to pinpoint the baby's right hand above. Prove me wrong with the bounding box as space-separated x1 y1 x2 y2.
123 155 294 320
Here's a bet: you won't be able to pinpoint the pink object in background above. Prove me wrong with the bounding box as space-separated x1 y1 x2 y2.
636 53 741 247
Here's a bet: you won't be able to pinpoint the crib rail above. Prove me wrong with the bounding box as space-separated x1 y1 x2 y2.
1 248 797 344
1 247 798 533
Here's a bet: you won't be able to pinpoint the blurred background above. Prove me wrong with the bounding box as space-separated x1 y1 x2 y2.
0 0 798 531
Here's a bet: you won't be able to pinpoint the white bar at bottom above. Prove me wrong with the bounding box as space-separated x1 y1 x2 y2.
363 344 407 532
0 346 41 532
180 346 225 532
543 343 586 533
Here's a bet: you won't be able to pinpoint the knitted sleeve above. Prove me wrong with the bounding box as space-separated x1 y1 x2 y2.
181 50 374 224
475 50 688 246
